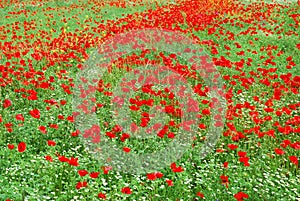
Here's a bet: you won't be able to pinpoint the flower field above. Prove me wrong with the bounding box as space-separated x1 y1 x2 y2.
0 0 299 200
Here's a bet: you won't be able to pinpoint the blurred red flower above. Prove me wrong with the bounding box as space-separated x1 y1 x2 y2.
78 169 88 177
234 191 249 201
45 155 53 162
3 99 12 108
147 173 157 180
58 155 69 162
90 172 100 178
220 175 229 188
76 181 87 189
155 172 164 178
196 192 204 198
39 126 47 134
123 147 131 153
121 187 132 194
223 162 228 168
228 144 238 150
166 179 173 186
289 156 298 165
274 148 285 155
68 157 79 166
98 192 106 199
29 109 40 119
47 140 56 146
7 144 15 150
170 162 184 173
15 114 24 122
17 142 26 152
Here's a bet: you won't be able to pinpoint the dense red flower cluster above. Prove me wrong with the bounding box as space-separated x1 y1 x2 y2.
1 0 299 200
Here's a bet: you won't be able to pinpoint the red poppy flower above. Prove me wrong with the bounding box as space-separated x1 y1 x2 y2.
4 123 12 129
170 162 177 169
29 109 40 119
238 151 247 157
220 175 229 188
120 133 130 142
106 132 116 138
101 166 112 174
60 100 67 105
147 173 157 180
17 142 26 152
196 192 204 198
198 123 206 129
155 172 164 178
234 191 249 201
68 157 79 166
166 179 173 186
47 140 56 146
39 126 47 134
90 172 100 178
78 169 89 177
170 162 184 173
58 155 69 162
98 192 106 199
228 144 238 150
76 181 87 189
66 115 74 122
280 139 290 148
167 132 175 139
49 123 59 129
290 141 300 150
274 148 285 155
202 108 211 115
45 155 53 162
3 99 12 108
239 157 249 164
15 114 24 122
7 144 15 150
112 125 122 133
123 147 131 153
71 130 80 137
289 156 298 165
57 114 64 120
121 187 132 194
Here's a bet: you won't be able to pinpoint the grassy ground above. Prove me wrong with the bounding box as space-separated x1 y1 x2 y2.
0 0 299 200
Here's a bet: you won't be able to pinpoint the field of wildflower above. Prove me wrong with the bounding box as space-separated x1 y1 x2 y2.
0 0 299 200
